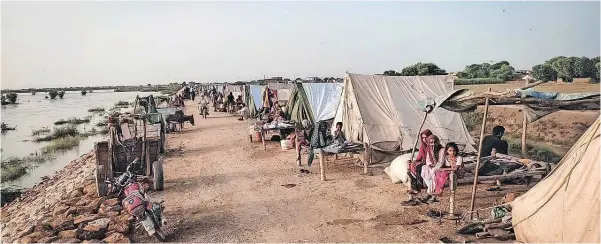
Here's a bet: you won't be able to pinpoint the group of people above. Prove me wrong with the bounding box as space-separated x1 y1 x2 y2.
404 125 508 205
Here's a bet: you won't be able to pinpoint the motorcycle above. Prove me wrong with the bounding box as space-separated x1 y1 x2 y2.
105 158 169 241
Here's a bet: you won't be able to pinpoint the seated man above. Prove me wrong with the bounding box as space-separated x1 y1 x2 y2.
481 125 509 157
332 122 346 143
238 103 248 121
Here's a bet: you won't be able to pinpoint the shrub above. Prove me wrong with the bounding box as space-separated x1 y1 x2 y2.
49 90 58 99
88 107 105 113
461 112 484 131
32 128 51 136
529 146 562 163
1 158 28 182
5 93 18 104
58 91 65 99
54 117 90 125
95 120 108 127
115 100 130 106
41 136 82 153
35 125 79 142
455 78 506 85
81 90 87 96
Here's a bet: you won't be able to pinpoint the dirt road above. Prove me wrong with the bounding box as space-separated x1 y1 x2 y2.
153 100 523 243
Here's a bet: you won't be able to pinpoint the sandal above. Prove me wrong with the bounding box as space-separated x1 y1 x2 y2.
419 195 432 204
401 199 420 206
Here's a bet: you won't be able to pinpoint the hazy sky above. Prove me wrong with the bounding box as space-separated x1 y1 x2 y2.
1 1 599 89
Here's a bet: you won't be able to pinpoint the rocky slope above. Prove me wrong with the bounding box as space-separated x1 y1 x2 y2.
0 151 133 243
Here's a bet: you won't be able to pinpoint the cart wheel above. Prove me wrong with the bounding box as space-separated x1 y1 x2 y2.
96 165 108 197
153 161 164 191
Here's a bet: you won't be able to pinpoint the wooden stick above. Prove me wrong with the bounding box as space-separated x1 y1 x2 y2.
478 218 502 225
521 107 527 157
484 222 512 231
476 232 491 239
449 171 456 215
295 128 301 166
262 129 266 150
519 80 544 90
469 88 491 220
319 149 326 181
363 143 369 174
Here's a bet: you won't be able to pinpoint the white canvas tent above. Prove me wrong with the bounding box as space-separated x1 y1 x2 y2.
333 73 476 153
511 116 600 243
287 83 343 123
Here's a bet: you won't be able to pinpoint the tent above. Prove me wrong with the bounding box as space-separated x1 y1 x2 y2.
286 83 343 123
333 73 476 154
246 85 265 118
511 116 600 243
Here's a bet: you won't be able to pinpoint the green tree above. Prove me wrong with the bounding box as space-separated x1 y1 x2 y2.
492 61 510 70
595 62 600 83
81 90 87 96
491 64 515 81
383 70 401 76
532 64 557 82
573 57 596 78
400 65 418 76
415 62 447 75
58 91 65 99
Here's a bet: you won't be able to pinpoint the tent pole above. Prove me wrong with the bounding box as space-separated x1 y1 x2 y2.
469 88 491 220
319 149 326 181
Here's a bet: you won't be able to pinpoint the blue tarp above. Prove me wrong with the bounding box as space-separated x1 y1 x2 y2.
249 85 264 109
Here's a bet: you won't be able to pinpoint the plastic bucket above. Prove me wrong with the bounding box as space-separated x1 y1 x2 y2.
255 131 262 141
281 140 291 150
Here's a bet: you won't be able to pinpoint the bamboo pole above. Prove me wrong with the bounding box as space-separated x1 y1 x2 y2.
295 128 301 166
363 143 369 174
449 171 456 215
319 149 326 181
469 88 491 220
522 108 527 157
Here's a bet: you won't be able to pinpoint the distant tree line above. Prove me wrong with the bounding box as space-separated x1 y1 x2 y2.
532 56 600 83
382 57 600 85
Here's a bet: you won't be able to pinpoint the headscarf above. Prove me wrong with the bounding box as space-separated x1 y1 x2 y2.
426 135 444 168
415 129 433 162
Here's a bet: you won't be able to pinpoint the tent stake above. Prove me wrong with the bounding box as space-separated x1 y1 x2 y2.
319 149 326 181
469 88 491 220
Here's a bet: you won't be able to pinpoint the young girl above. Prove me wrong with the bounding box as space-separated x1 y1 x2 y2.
434 142 463 196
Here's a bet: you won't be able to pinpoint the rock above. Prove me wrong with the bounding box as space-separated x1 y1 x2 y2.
77 224 107 241
102 232 130 243
82 239 105 243
19 231 46 243
63 198 80 206
107 215 132 235
74 215 99 226
103 199 120 207
53 206 70 217
107 205 123 212
88 198 104 214
33 223 53 233
16 225 35 238
76 199 90 207
82 184 97 196
38 236 60 243
53 238 82 243
106 211 120 218
64 207 77 217
58 229 77 239
51 217 75 231
88 218 111 229
502 193 520 203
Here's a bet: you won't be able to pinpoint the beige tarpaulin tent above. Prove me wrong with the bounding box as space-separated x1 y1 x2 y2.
511 116 600 243
333 73 476 154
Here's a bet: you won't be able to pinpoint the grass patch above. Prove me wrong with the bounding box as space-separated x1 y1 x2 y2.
461 112 484 132
95 120 108 127
1 158 28 183
54 117 91 125
32 127 51 136
88 107 105 113
41 136 83 154
505 136 562 163
35 125 79 142
115 100 130 106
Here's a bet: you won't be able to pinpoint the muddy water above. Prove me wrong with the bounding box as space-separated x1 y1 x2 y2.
0 90 158 189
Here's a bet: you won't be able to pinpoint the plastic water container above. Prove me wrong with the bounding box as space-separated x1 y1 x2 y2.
281 140 291 150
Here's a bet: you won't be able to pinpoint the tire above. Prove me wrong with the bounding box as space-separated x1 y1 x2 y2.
96 165 108 197
153 229 166 242
153 161 164 191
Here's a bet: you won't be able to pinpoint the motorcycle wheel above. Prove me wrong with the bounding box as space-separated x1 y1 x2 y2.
153 161 164 191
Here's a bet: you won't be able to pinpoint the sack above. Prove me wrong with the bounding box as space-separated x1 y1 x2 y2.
383 153 415 187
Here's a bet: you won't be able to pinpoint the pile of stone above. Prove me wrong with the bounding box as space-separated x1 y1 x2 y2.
0 151 134 243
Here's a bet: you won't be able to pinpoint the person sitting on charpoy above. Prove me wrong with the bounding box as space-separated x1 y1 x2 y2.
332 122 346 143
433 142 464 197
418 134 445 203
407 129 433 196
481 125 509 157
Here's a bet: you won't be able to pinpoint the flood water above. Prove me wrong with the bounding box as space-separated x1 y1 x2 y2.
1 90 158 189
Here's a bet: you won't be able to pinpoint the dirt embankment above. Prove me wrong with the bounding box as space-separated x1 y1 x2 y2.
0 151 133 243
469 107 598 154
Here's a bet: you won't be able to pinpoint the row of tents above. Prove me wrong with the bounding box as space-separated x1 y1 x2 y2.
200 73 598 243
